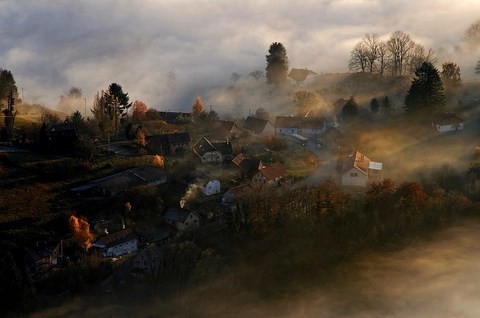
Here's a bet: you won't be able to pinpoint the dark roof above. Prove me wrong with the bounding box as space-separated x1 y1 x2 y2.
210 120 239 135
243 116 271 134
164 208 195 223
147 132 190 146
51 122 78 132
94 228 138 249
433 112 463 125
192 137 217 157
26 240 60 262
193 137 233 157
212 141 233 156
288 68 317 82
71 166 167 195
275 116 326 129
232 153 261 172
158 111 192 124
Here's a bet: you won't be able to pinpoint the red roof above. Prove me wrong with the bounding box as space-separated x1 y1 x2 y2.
259 162 287 181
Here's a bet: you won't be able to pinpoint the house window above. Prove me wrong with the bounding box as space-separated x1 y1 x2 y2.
350 172 358 177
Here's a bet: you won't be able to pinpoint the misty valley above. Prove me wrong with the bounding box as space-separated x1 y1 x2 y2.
1 10 480 317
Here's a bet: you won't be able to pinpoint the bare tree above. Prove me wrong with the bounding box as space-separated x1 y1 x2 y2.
441 62 462 90
387 31 415 76
349 42 368 73
407 44 437 75
377 41 389 76
464 20 480 50
249 70 264 81
364 33 380 73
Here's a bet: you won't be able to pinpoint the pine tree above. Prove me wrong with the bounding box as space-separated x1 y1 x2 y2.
370 98 380 113
266 42 289 85
404 62 445 115
475 60 480 75
342 96 359 122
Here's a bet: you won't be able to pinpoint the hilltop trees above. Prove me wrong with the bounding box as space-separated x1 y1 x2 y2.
404 62 445 115
131 100 148 123
464 20 480 50
348 31 436 76
476 60 480 75
266 42 289 85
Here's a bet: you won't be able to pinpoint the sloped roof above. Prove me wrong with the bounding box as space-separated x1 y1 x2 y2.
342 150 370 175
158 111 192 124
164 208 196 223
210 120 239 134
212 141 233 156
258 162 287 181
227 183 253 197
232 153 261 172
288 68 317 82
192 137 217 157
434 112 463 126
94 228 137 249
275 116 325 129
51 122 78 132
243 116 271 133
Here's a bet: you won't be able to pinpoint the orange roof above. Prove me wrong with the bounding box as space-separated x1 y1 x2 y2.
342 150 370 175
259 162 287 181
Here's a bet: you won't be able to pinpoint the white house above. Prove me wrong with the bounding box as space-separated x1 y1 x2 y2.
341 150 383 188
203 180 221 196
92 228 139 258
433 112 464 132
192 137 233 164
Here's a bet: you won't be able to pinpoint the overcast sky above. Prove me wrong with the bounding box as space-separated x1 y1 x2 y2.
1 0 479 111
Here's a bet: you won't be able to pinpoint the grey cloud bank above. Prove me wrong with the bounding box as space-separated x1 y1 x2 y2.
1 0 479 110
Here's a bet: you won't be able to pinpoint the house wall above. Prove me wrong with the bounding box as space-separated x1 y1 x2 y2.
262 123 276 136
204 180 221 196
436 123 464 132
276 127 298 135
201 151 222 163
341 168 367 187
103 239 138 257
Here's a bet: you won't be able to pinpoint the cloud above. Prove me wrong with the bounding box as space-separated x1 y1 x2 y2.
1 0 479 111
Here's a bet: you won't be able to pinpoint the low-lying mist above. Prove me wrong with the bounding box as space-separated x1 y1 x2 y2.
33 220 480 318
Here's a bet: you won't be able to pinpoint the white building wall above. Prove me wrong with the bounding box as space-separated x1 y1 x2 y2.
204 180 221 196
341 168 367 187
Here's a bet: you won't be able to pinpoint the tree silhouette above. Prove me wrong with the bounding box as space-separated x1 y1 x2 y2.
266 42 289 85
341 96 359 121
404 62 445 115
192 96 205 118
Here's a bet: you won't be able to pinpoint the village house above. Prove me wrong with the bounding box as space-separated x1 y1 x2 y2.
70 165 168 197
432 112 464 132
222 183 253 203
132 243 166 277
209 119 241 139
25 240 62 276
251 162 287 187
146 132 191 155
92 228 139 258
192 137 234 164
164 208 200 231
341 150 383 188
232 153 262 179
50 122 79 150
203 180 221 196
275 116 327 137
242 116 275 136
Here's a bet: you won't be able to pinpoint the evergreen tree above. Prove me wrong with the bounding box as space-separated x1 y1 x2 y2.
0 69 18 105
382 96 392 115
404 62 445 115
476 60 480 75
341 96 359 122
266 42 289 85
370 98 380 113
